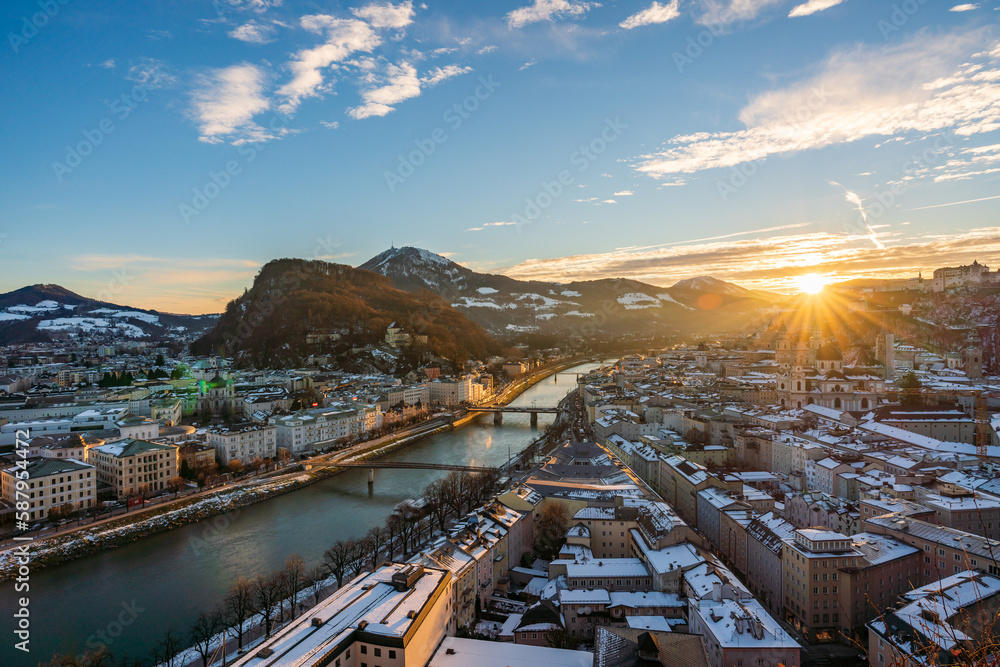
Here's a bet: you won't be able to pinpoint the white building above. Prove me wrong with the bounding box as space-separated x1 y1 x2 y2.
271 404 381 453
207 423 277 465
1 458 96 522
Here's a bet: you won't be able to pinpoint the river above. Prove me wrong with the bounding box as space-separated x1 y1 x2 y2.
11 361 605 666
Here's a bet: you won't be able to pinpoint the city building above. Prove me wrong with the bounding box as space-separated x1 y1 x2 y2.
86 438 178 499
1 457 96 521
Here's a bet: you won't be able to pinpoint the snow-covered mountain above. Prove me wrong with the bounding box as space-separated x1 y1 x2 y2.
358 247 779 337
0 284 218 344
671 276 778 300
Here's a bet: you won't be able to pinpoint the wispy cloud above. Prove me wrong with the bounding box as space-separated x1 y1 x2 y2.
904 194 1000 211
620 1 680 29
98 58 116 69
694 0 785 27
348 60 421 119
506 0 597 29
635 30 1000 183
950 4 979 11
190 63 273 143
126 57 175 88
421 64 473 86
350 1 415 29
228 20 276 43
503 227 1000 293
613 190 634 196
789 0 847 18
278 16 381 113
477 45 497 55
518 59 536 70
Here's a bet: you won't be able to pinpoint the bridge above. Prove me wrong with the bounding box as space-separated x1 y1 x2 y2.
466 405 561 425
306 459 499 486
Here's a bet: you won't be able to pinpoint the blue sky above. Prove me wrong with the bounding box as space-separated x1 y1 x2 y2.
2 0 999 313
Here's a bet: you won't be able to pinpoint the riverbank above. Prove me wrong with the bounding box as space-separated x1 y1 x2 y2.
2 359 590 580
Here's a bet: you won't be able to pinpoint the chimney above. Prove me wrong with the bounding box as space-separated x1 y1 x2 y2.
712 581 722 602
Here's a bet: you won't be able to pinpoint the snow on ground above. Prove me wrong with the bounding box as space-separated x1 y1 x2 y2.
111 310 160 324
561 290 582 297
536 313 555 320
564 311 594 317
515 293 560 308
506 324 539 332
0 312 30 321
9 303 60 313
454 297 505 309
656 292 693 309
477 287 498 294
617 293 662 309
37 317 148 337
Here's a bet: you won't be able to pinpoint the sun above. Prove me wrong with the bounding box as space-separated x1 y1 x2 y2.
794 273 830 294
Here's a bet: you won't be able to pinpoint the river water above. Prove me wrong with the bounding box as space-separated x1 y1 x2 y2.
12 361 603 666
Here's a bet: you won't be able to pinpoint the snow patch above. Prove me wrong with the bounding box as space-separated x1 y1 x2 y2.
477 287 498 294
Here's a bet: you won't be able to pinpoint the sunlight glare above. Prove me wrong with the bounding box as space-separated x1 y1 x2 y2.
795 273 829 294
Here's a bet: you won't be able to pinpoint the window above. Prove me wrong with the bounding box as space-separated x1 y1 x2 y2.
389 651 395 659
374 648 381 657
361 646 367 655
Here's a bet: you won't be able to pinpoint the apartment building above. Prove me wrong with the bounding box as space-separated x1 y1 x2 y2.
87 438 178 499
782 529 864 643
207 422 277 465
1 458 96 521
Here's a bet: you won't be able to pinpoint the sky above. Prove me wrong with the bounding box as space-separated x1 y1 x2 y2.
2 0 1000 314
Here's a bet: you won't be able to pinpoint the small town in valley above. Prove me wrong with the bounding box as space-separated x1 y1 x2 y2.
5 2 1000 666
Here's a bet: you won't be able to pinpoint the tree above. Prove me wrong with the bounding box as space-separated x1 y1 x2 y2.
536 502 570 558
167 476 186 497
223 576 256 651
155 354 165 366
180 459 195 480
899 370 923 406
307 565 327 606
346 539 367 579
189 610 223 667
151 628 182 667
324 541 351 588
227 459 245 475
365 527 388 571
277 448 291 464
424 479 450 532
284 553 306 620
254 573 283 638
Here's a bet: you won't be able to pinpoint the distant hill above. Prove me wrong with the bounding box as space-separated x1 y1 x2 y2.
0 284 217 345
359 247 780 337
191 258 506 367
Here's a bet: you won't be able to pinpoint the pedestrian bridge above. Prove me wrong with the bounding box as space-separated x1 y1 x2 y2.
466 405 560 425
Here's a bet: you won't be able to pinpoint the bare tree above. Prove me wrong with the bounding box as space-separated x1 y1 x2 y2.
346 539 367 579
151 628 183 667
224 576 256 651
536 502 570 558
324 541 351 588
366 526 388 570
255 572 285 638
43 648 114 667
385 514 402 560
424 479 450 532
190 610 223 667
284 553 306 620
307 565 327 606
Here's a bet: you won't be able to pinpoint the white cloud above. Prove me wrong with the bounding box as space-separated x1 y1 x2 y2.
694 0 785 27
278 16 380 113
788 0 847 18
614 190 634 196
421 64 472 86
348 61 421 119
506 0 597 29
477 45 497 55
126 57 176 89
620 1 680 29
519 59 536 70
228 20 275 43
950 4 979 11
350 1 415 29
635 31 1000 182
321 120 340 129
98 58 116 69
191 64 272 143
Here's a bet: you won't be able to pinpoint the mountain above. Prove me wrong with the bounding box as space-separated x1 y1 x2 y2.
671 276 775 299
359 247 780 338
191 258 506 368
0 284 218 345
